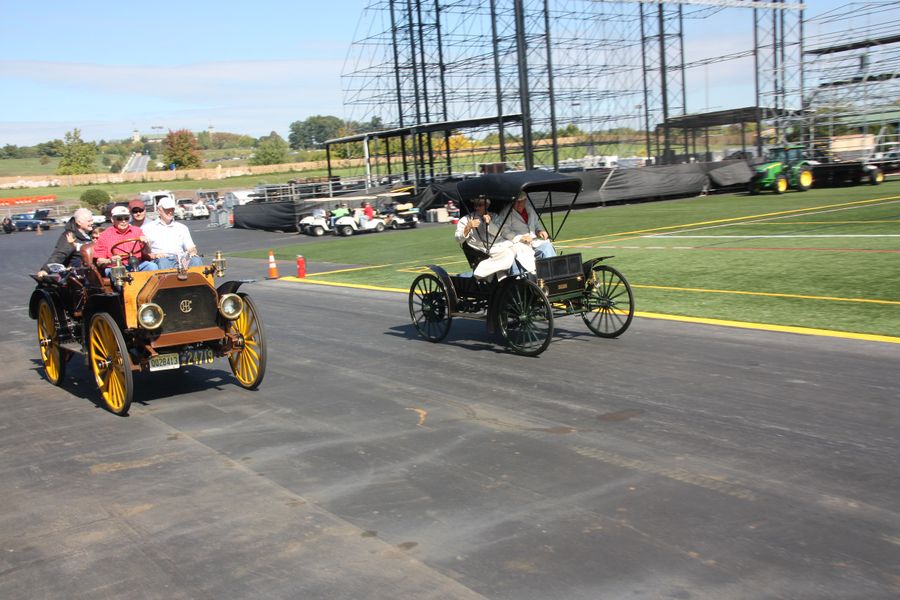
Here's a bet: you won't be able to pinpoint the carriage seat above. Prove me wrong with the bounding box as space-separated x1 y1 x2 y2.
80 242 111 288
461 242 490 271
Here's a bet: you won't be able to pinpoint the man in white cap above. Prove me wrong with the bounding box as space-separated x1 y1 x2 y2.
143 196 202 269
94 205 157 271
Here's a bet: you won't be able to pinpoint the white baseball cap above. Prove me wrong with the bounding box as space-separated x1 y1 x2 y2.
111 205 129 217
157 197 176 210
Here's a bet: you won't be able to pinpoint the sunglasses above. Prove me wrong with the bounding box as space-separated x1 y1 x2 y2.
113 215 130 221
131 208 145 214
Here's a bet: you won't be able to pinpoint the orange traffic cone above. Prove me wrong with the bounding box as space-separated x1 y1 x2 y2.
266 250 280 279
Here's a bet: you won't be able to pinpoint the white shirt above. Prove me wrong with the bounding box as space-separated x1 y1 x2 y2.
143 218 196 257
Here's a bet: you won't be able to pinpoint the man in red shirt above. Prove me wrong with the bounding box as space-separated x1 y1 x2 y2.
93 206 157 271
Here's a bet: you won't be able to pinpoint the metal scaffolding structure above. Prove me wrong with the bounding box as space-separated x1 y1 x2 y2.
336 1 851 185
801 1 900 159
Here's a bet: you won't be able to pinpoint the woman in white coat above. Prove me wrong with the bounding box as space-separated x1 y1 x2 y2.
499 192 557 263
455 196 534 278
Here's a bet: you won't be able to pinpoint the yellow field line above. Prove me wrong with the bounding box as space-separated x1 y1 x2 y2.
306 264 391 276
280 276 405 293
635 311 900 345
633 284 900 306
564 194 900 247
275 277 899 344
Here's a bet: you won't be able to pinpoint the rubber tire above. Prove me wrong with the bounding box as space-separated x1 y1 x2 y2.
795 168 813 191
773 175 788 194
228 294 267 389
869 168 884 185
375 222 385 233
409 273 452 342
582 264 635 338
37 299 66 385
88 312 133 416
340 226 353 237
497 279 554 357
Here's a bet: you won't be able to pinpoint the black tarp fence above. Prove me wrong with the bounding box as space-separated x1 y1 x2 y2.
416 160 753 211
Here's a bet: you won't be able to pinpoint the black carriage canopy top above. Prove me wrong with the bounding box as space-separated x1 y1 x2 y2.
455 170 583 250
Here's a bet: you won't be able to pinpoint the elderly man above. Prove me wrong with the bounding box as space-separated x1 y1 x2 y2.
143 196 202 269
36 207 95 277
499 192 557 262
94 206 157 271
455 196 533 279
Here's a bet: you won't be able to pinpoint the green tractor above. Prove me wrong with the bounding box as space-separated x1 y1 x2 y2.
747 145 814 194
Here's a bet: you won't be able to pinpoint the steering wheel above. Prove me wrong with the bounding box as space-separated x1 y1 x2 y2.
109 238 148 260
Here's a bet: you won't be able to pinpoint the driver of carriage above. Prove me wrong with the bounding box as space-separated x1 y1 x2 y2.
35 207 95 278
499 191 558 262
93 205 158 271
455 195 533 279
143 196 202 269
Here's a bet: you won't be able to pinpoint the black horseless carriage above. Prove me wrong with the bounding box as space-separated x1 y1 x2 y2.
408 171 634 356
29 242 266 415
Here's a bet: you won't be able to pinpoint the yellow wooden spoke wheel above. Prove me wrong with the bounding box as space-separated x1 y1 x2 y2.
228 294 267 389
37 299 65 385
88 313 133 415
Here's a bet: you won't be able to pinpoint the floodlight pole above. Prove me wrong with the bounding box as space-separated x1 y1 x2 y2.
490 0 507 161
514 0 534 171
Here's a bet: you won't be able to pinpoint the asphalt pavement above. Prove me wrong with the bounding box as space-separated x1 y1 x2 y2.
1 219 898 599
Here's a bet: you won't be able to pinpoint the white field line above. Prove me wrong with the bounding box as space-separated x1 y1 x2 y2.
644 198 900 238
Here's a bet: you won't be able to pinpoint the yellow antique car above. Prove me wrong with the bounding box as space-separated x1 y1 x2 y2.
29 241 266 415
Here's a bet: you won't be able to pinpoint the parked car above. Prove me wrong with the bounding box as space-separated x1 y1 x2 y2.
12 211 53 231
177 198 210 219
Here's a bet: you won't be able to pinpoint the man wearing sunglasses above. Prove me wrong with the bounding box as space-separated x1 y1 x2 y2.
129 199 148 228
93 206 157 271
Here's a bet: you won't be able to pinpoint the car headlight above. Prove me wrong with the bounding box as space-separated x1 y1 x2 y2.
218 293 244 320
138 303 165 330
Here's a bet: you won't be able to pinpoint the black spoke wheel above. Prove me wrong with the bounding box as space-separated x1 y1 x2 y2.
582 265 634 338
228 294 267 389
37 299 66 385
497 279 554 356
88 313 133 415
409 274 452 342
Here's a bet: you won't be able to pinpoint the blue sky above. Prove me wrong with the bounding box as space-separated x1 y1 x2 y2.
0 0 850 146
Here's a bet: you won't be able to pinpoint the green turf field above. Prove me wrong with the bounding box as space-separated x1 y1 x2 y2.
236 181 900 338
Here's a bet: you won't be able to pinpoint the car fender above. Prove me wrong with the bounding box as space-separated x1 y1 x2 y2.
29 287 62 321
334 216 357 229
217 280 248 296
424 265 459 315
83 294 126 334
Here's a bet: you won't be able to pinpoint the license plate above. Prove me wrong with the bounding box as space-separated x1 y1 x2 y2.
148 348 214 372
180 348 214 367
149 353 180 372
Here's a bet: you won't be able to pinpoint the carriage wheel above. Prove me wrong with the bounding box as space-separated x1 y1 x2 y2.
228 294 267 389
497 279 554 356
88 313 133 415
37 299 66 385
582 265 634 338
409 273 452 342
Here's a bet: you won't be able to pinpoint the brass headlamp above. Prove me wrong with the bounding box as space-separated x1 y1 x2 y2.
212 251 226 277
109 256 129 288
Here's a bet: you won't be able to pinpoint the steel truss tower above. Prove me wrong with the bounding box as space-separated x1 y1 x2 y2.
340 0 808 181
800 1 900 157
